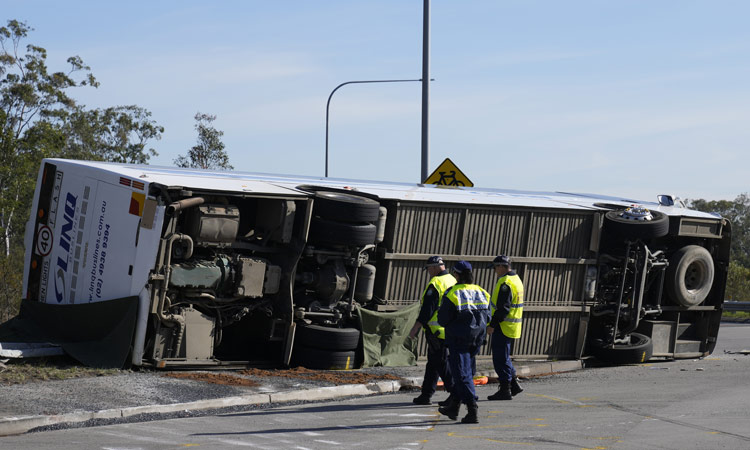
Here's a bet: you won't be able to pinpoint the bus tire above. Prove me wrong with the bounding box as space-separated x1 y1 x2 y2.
666 245 714 307
292 346 357 370
309 218 377 246
591 332 653 364
295 323 360 351
603 210 669 240
313 192 380 223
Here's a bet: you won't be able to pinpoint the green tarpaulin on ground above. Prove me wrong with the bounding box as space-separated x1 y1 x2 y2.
357 302 420 367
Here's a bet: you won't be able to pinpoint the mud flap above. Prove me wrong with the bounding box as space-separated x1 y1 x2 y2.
0 296 138 368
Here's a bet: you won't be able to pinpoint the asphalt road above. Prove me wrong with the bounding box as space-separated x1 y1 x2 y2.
3 323 750 449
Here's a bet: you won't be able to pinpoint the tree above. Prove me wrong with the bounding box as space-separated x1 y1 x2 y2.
1 20 96 256
0 19 163 319
725 261 750 301
174 112 232 170
0 20 164 257
688 194 750 302
688 194 750 268
62 105 163 163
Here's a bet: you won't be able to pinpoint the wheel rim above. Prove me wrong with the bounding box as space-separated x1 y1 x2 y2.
684 260 707 293
619 206 654 221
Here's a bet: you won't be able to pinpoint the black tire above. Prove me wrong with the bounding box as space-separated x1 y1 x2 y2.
292 346 357 370
666 245 714 307
295 323 360 351
308 218 377 246
603 210 669 240
591 332 653 364
313 192 380 223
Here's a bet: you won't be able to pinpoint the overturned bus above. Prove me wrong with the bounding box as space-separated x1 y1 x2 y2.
18 159 730 368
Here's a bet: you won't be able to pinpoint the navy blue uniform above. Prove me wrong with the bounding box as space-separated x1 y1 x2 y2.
438 284 490 405
416 270 454 397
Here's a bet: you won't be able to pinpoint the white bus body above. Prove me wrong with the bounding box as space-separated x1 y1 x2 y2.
21 159 730 368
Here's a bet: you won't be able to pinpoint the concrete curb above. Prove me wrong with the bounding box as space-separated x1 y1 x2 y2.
401 360 584 387
0 382 405 437
0 360 581 437
516 360 583 377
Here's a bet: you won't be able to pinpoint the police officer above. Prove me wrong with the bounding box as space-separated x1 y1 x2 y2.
409 256 457 405
487 255 525 401
437 261 491 424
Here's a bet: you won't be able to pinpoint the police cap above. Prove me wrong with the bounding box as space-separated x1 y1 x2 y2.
424 255 445 270
452 260 473 273
492 255 511 267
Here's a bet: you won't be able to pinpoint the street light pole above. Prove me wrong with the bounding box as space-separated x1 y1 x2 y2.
421 0 430 183
325 78 423 178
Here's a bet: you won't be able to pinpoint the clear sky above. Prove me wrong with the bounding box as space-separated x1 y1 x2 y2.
4 1 749 201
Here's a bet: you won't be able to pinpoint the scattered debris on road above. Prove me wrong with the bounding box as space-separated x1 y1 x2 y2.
163 367 403 387
723 349 750 355
239 367 402 385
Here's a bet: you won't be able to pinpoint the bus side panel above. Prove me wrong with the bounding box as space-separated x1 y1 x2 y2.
376 201 596 360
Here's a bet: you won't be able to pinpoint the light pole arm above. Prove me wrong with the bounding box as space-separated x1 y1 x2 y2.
325 78 426 178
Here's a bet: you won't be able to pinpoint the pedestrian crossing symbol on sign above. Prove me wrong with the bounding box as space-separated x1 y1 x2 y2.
423 158 474 187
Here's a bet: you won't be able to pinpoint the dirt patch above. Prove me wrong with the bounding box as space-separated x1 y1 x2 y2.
163 367 401 387
165 372 260 387
239 366 402 385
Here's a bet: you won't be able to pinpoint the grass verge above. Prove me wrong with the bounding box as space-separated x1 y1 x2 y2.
722 311 750 322
0 355 118 385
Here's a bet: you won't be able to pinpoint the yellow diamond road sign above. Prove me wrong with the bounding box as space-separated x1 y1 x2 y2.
423 158 474 187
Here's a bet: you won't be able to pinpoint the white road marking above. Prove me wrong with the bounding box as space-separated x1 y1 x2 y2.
101 447 146 450
213 438 264 447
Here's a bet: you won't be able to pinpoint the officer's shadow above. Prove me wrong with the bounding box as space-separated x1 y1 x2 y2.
193 401 459 437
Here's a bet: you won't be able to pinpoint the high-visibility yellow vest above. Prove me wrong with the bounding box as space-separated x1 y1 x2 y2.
421 273 457 339
490 274 524 339
444 283 490 312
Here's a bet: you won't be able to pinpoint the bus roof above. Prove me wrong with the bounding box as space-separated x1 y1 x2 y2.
45 159 719 219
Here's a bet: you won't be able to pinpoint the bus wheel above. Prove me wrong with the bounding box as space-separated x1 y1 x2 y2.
313 191 380 223
295 323 361 351
666 245 714 307
292 346 357 370
603 208 669 240
591 332 653 364
309 218 377 246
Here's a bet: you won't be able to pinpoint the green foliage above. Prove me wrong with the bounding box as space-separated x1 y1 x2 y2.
174 112 232 170
688 195 750 302
722 310 750 321
688 194 750 267
0 250 23 323
62 105 162 163
725 261 750 301
0 19 95 259
0 356 118 385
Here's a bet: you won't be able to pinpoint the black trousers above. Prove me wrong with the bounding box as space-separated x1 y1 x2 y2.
421 332 454 396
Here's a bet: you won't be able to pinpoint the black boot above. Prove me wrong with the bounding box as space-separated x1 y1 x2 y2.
510 376 524 396
487 381 513 401
460 402 479 424
438 399 461 420
438 392 456 407
412 393 432 405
